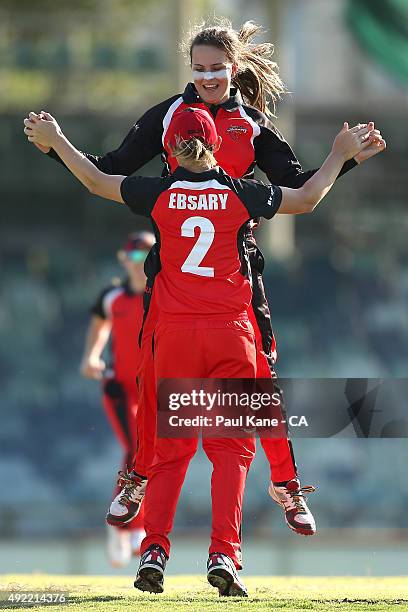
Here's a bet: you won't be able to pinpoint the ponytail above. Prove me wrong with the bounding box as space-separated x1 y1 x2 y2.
234 21 286 117
171 137 217 168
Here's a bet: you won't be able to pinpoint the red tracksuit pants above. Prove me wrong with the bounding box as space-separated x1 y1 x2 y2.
103 381 144 530
140 317 257 569
247 306 297 483
134 303 297 483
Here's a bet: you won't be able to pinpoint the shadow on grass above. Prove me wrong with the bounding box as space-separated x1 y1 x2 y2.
67 595 408 606
0 595 126 610
1 596 404 611
68 595 126 603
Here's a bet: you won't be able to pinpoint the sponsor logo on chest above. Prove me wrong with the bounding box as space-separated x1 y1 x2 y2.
226 125 248 142
168 192 228 211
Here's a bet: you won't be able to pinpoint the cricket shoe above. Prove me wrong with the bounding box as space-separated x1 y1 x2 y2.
106 525 131 568
134 544 168 593
269 478 316 536
106 470 147 526
207 552 248 597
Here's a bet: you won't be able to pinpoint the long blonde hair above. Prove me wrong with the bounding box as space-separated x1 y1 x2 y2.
171 136 217 170
183 17 287 117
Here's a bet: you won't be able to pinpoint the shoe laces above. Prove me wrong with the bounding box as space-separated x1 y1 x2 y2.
117 470 145 505
282 484 316 513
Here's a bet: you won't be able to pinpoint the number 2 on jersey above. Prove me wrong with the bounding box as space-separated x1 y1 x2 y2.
181 217 215 277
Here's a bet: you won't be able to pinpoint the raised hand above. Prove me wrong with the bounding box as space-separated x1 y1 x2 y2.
332 122 375 161
23 111 62 149
23 112 50 153
354 137 386 163
349 122 386 163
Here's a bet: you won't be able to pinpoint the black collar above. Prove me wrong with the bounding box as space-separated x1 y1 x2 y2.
172 165 225 182
182 82 243 111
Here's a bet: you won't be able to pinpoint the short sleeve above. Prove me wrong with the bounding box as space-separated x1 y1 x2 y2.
90 287 112 319
120 175 165 216
237 179 282 220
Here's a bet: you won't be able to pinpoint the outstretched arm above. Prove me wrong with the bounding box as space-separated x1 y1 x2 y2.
23 98 169 175
278 123 376 214
25 112 126 202
256 119 386 188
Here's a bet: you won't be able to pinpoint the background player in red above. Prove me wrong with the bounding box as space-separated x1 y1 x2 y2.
24 19 386 538
26 106 373 596
80 231 154 566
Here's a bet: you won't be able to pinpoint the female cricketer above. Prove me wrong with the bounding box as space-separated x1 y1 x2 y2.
80 231 154 566
25 104 373 596
24 18 385 541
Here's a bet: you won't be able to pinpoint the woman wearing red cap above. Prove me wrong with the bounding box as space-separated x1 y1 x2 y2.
80 231 154 566
26 104 372 596
24 19 385 543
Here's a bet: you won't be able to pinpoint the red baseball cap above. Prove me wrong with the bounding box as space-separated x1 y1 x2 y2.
167 107 218 149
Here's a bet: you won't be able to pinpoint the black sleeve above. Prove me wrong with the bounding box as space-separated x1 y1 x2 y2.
254 118 357 188
90 287 113 319
120 175 166 216
47 95 180 175
236 178 282 220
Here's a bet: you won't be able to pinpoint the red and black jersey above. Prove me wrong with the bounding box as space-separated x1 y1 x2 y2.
91 280 144 384
49 83 356 185
162 93 264 179
120 167 282 317
49 83 356 353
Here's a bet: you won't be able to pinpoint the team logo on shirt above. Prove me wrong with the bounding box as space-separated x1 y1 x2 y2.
227 125 248 142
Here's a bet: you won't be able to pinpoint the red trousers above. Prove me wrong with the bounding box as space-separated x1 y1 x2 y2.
247 306 297 483
140 317 257 569
133 290 159 477
134 302 297 483
103 381 144 530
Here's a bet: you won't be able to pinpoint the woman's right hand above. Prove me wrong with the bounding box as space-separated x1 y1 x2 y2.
80 357 106 380
24 112 51 153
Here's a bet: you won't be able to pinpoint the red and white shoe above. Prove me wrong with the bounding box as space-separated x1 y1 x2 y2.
134 544 168 593
207 552 248 597
269 478 317 536
106 471 147 527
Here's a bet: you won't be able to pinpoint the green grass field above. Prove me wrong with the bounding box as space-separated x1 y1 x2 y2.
1 575 408 611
